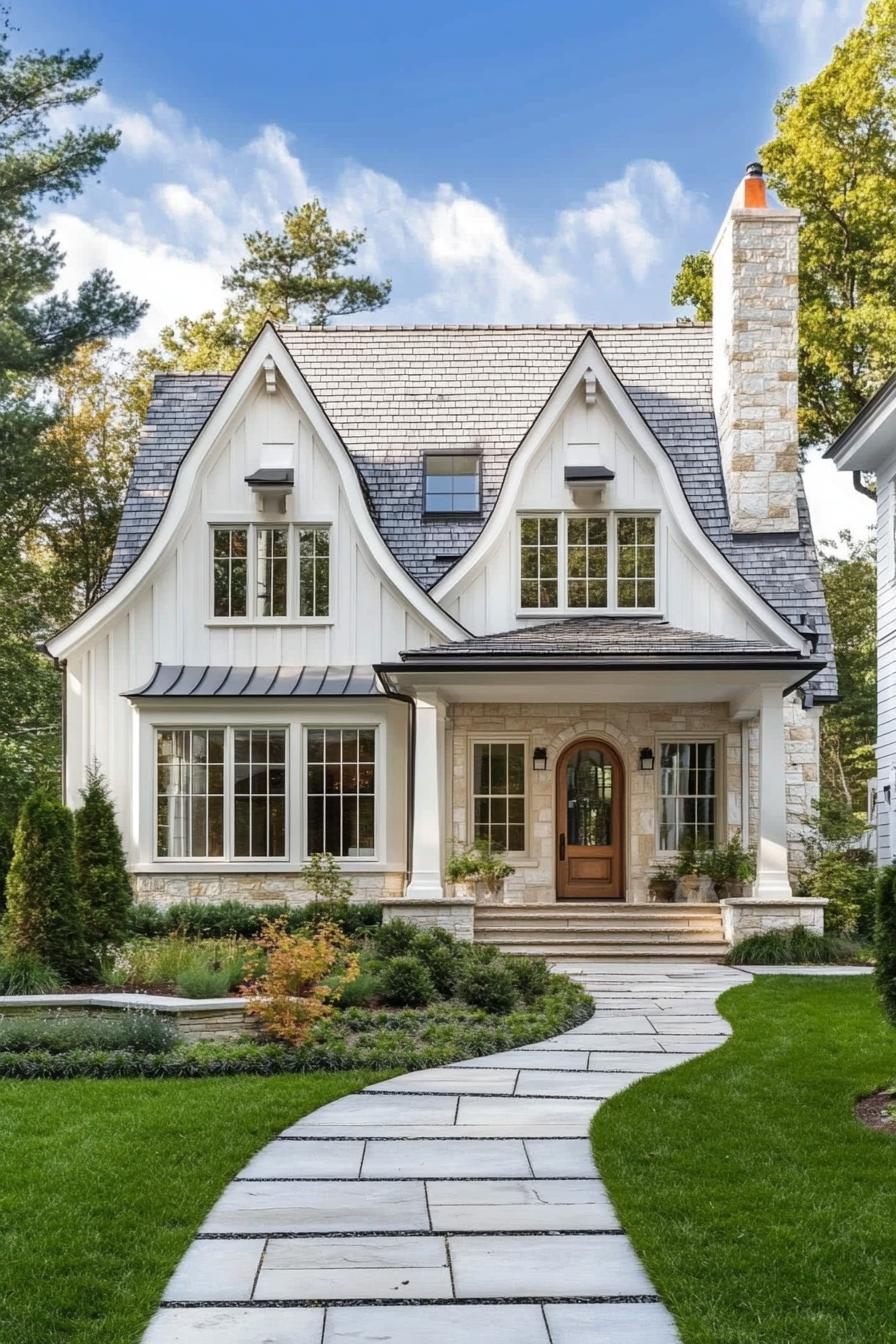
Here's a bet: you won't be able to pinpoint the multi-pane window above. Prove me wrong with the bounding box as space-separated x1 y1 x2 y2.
213 529 248 617
255 528 288 618
658 741 717 850
519 516 559 608
518 512 657 611
424 454 481 515
306 728 376 858
233 729 286 858
472 742 526 853
567 516 608 608
156 729 225 858
298 527 330 617
617 515 656 608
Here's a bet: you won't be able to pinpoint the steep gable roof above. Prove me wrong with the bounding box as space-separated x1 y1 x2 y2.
104 324 835 697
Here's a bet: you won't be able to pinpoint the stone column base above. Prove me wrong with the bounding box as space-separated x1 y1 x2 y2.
720 896 827 945
381 898 476 941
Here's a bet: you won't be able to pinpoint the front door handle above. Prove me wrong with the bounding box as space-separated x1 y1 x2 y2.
559 833 566 861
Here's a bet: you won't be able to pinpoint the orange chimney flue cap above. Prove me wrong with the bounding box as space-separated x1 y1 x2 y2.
743 161 767 208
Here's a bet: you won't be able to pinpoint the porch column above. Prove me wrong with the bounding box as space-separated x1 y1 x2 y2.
405 695 446 900
754 685 792 900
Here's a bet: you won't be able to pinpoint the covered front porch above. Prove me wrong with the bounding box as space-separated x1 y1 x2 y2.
377 620 825 945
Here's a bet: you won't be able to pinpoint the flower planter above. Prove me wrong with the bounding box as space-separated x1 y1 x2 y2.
676 875 715 903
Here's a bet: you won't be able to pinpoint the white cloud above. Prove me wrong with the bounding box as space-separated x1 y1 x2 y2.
739 0 868 77
44 95 700 340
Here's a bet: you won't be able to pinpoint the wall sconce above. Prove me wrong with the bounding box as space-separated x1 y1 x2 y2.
532 747 548 771
639 747 655 772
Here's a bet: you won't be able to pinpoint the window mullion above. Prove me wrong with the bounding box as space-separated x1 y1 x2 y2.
560 512 568 610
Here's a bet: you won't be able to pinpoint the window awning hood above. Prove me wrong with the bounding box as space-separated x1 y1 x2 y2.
126 664 384 698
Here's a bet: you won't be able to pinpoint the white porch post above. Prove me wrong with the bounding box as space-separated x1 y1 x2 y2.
405 695 446 900
754 684 792 900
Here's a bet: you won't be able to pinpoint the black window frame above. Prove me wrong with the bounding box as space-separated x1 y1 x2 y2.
422 451 483 519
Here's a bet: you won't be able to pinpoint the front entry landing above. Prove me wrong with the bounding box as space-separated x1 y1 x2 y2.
556 738 624 899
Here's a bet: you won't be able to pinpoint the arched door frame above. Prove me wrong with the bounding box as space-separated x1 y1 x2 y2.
555 736 626 900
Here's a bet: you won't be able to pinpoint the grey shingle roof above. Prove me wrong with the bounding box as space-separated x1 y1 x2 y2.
104 324 835 697
398 615 818 665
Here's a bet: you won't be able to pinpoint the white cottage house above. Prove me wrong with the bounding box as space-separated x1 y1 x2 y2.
45 166 834 957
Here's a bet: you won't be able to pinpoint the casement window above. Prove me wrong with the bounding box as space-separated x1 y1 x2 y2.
306 728 376 858
518 512 658 612
423 453 481 516
155 727 286 860
471 741 527 853
298 527 330 617
657 741 718 851
210 524 330 621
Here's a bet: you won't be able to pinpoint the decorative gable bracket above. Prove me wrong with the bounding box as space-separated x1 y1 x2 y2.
244 467 294 514
263 354 278 395
564 464 614 503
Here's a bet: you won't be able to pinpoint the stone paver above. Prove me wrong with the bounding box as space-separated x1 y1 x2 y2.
145 961 750 1342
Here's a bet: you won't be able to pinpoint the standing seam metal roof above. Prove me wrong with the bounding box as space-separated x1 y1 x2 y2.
104 324 835 698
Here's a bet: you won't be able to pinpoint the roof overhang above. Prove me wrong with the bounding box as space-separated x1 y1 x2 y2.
127 663 385 699
825 369 896 474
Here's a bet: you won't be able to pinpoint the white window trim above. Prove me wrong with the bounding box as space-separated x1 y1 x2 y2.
301 724 382 864
207 521 334 626
153 724 290 863
466 734 531 860
653 733 725 856
515 509 661 617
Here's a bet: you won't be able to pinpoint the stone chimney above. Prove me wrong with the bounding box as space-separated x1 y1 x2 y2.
711 162 801 533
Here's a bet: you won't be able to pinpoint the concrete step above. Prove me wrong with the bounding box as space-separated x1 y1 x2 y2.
474 917 723 931
492 942 730 961
474 903 721 917
476 929 725 946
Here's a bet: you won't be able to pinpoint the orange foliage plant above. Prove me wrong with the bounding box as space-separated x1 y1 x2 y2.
241 918 359 1045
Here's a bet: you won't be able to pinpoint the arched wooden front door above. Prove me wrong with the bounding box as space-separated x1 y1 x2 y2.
556 739 624 899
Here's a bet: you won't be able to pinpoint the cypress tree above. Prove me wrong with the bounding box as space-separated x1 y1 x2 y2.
875 864 896 1026
75 768 133 950
2 793 90 980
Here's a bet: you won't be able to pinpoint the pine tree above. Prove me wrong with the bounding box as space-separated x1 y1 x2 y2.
875 864 896 1026
2 792 90 980
75 768 132 950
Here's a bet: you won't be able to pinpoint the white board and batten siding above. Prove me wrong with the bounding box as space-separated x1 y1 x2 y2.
875 468 896 862
439 380 780 645
62 378 439 868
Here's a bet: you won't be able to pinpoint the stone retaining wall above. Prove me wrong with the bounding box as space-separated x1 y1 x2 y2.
134 871 405 907
0 994 254 1043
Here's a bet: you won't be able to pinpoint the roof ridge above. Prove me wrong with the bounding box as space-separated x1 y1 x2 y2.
276 322 711 333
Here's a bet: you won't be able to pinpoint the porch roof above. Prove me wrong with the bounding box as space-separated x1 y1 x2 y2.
125 664 383 698
394 616 819 670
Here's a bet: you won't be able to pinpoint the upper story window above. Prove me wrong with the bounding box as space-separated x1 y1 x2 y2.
424 453 481 516
519 512 658 613
211 524 331 622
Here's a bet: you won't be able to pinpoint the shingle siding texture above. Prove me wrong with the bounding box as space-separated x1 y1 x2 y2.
103 325 835 696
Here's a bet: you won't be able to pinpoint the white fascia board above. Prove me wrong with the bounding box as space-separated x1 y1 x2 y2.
826 382 896 475
47 325 466 658
431 332 802 650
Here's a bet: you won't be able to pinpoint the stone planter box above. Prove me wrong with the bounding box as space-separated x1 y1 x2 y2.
381 898 476 940
720 896 828 944
0 992 255 1043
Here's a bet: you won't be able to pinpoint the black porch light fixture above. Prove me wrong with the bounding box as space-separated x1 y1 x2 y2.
639 747 655 771
532 747 548 771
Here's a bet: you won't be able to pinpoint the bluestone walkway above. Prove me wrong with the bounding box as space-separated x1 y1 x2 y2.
143 961 750 1343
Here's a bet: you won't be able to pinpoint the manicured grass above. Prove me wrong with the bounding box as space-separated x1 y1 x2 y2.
592 977 896 1344
0 1071 386 1344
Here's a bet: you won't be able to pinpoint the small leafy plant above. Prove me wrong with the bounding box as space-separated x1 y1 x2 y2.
445 837 514 893
241 919 359 1045
701 833 756 890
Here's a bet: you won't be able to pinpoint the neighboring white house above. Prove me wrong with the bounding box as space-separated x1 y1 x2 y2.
45 165 834 951
827 377 896 866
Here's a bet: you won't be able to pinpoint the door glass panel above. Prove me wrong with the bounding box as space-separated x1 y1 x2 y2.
565 748 614 847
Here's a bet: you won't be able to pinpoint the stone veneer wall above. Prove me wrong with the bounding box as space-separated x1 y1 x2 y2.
747 694 820 873
448 702 745 903
133 871 405 907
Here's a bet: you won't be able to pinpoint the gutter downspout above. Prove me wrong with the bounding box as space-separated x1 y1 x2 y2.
374 669 416 888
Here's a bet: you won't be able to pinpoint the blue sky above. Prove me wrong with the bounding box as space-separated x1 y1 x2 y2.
20 0 875 542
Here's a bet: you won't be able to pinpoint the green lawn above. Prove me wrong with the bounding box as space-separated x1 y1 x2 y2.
0 1071 385 1344
593 977 896 1344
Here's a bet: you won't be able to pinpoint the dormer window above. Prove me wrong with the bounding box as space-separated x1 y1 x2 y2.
518 512 658 613
424 453 481 516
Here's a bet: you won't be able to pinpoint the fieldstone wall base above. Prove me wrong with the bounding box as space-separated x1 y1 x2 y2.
381 898 476 941
133 871 405 908
720 896 827 944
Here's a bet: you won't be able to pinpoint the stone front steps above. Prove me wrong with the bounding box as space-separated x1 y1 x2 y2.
474 902 729 961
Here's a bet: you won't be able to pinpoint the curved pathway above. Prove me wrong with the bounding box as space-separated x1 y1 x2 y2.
144 961 749 1343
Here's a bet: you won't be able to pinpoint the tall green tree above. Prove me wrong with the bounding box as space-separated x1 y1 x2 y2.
133 199 392 383
2 791 89 980
819 530 877 809
0 10 145 825
671 0 896 462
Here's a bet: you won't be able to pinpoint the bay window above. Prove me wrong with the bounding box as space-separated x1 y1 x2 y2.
518 511 658 612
